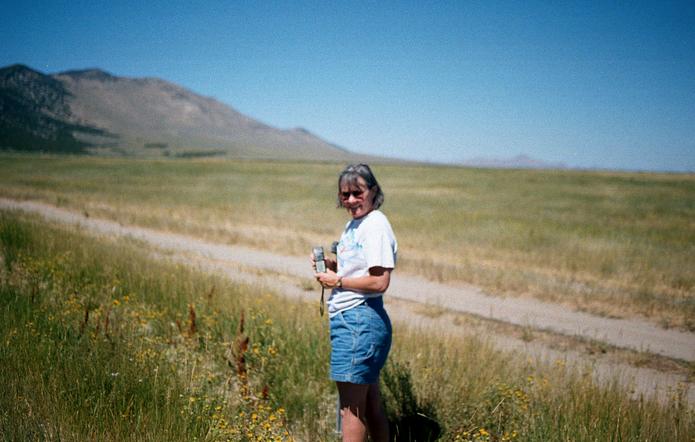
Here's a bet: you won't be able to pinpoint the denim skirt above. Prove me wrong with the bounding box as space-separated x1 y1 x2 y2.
329 297 392 384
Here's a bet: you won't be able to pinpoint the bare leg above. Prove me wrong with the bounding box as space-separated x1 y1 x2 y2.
337 382 369 442
365 382 389 442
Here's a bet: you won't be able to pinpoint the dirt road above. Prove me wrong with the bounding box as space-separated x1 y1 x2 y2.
2 197 693 406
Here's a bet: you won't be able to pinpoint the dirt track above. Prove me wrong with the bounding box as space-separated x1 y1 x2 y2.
1 197 693 407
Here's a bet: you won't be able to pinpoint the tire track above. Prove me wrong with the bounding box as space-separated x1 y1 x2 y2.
1 197 693 407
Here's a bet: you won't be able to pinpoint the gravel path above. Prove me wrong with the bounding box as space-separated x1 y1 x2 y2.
2 197 694 406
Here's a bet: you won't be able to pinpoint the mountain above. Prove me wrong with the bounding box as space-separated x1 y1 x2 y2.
0 64 111 153
0 64 363 160
460 154 567 170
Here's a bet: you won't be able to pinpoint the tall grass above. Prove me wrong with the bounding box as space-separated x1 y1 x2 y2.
0 211 333 440
1 154 693 329
1 211 693 441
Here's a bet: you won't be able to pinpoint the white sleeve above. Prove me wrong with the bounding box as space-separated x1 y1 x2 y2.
364 222 396 270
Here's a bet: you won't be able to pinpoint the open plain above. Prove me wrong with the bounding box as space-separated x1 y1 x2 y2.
1 154 694 440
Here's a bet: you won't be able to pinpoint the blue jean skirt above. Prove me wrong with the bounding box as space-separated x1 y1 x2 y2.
330 297 392 384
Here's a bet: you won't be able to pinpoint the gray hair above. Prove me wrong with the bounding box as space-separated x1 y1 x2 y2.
337 163 385 209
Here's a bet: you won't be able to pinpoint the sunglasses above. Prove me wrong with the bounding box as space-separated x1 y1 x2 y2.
340 189 367 200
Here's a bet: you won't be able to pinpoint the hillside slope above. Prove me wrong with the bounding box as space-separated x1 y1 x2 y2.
0 64 111 153
0 64 362 161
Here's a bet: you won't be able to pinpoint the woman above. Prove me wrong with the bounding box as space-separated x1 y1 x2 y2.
314 163 397 442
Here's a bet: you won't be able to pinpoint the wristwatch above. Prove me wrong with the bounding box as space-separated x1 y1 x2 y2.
336 277 343 288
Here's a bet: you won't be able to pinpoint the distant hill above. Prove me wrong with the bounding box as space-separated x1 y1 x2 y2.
460 154 567 170
0 64 369 161
0 64 109 153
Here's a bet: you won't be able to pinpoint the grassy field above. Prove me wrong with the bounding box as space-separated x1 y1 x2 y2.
2 211 693 441
1 153 693 330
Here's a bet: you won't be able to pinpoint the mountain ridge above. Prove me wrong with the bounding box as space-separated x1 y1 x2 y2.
0 64 370 161
0 64 116 153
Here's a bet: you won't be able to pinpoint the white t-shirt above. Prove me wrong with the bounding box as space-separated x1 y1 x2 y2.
328 210 397 317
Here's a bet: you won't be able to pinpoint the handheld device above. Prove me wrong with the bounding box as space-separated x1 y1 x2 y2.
313 246 326 273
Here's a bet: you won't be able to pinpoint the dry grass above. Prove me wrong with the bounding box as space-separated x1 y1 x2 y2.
1 210 693 440
1 153 693 330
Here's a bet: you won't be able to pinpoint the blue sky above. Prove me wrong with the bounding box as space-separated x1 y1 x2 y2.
3 0 694 171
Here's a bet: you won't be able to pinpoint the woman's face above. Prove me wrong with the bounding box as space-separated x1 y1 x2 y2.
340 176 374 219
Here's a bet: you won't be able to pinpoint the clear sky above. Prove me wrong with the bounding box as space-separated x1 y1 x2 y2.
3 0 694 171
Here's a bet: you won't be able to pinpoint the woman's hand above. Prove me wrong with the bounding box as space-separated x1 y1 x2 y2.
315 268 341 288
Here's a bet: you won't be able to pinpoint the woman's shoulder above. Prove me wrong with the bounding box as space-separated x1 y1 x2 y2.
364 210 393 230
366 209 387 221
